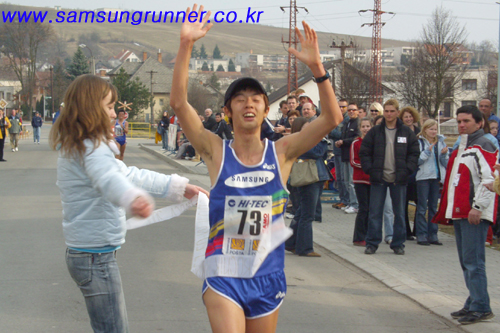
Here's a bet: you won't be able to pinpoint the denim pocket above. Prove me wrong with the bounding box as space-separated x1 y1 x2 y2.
66 249 92 286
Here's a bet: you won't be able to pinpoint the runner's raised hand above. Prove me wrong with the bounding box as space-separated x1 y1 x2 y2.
288 21 322 70
180 4 213 43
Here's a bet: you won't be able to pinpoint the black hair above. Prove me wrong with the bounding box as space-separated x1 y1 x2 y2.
215 112 222 117
339 98 348 104
456 105 483 124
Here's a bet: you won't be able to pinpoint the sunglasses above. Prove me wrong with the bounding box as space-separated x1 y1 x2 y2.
340 105 347 108
370 110 379 113
348 109 357 111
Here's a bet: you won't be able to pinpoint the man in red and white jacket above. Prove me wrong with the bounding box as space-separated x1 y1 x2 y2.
433 105 497 325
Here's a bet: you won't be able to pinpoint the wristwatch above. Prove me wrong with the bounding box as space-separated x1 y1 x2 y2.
313 71 331 84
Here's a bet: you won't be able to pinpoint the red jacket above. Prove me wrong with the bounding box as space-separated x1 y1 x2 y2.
350 137 370 185
433 131 498 225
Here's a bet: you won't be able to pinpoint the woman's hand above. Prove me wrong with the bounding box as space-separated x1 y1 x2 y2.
130 196 154 218
184 184 210 199
180 4 213 44
441 146 448 154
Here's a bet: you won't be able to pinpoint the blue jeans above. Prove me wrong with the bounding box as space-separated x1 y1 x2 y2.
285 181 324 255
366 182 406 250
454 219 491 313
415 179 440 243
162 131 168 149
342 161 358 209
383 191 394 242
334 155 348 205
66 249 129 333
33 126 40 142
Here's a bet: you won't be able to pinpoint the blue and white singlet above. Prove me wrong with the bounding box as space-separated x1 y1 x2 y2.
204 139 289 278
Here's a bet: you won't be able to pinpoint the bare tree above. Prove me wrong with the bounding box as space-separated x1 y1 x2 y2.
340 60 371 108
188 80 214 115
395 6 468 118
0 19 54 119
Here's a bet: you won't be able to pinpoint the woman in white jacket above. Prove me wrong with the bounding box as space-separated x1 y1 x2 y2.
50 75 207 333
415 119 449 246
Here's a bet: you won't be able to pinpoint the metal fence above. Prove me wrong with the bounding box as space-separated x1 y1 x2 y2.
128 122 155 139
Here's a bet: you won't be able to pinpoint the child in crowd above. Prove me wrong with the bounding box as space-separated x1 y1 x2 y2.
351 117 372 246
415 119 448 245
50 74 207 332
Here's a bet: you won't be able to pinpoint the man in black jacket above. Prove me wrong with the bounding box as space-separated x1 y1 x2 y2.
214 112 233 140
335 102 360 214
203 108 217 132
359 99 419 255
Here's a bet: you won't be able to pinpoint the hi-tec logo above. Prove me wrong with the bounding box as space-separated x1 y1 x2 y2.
263 163 276 170
225 171 275 188
275 291 286 299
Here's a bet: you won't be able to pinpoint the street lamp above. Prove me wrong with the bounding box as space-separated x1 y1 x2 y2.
79 44 95 75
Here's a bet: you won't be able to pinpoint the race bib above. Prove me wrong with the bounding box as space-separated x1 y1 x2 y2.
397 137 407 143
222 195 272 256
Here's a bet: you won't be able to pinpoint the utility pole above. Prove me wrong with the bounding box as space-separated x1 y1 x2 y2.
281 1 308 94
330 39 355 97
146 70 157 124
360 1 394 103
50 66 54 118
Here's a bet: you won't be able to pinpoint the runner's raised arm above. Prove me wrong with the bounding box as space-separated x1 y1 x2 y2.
170 5 220 169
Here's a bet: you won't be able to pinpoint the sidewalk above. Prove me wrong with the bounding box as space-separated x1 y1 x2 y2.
140 140 500 333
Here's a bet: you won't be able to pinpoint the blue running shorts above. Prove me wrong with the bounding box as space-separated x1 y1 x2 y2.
202 270 286 319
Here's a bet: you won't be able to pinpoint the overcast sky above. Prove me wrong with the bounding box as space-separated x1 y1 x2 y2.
9 0 500 47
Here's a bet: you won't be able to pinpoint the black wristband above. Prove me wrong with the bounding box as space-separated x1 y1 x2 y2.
313 71 330 84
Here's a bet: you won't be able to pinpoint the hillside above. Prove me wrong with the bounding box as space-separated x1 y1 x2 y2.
0 4 413 61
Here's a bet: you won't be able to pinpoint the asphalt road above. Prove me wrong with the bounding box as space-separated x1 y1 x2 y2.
0 135 465 333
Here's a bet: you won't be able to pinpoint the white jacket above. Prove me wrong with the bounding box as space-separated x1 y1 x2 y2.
57 139 188 248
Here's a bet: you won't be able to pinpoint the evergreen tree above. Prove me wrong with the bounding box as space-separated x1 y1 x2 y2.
210 63 214 71
200 43 208 59
192 45 199 58
209 73 220 90
228 59 236 72
67 48 90 79
201 61 209 71
216 64 225 72
112 67 152 118
213 44 222 59
52 58 71 109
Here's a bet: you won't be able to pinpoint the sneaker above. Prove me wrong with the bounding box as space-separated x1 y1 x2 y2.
417 241 430 246
37 142 40 144
485 242 491 246
393 247 405 255
15 147 18 151
341 205 349 211
299 251 321 257
12 148 15 152
0 159 6 162
364 246 376 254
430 241 443 245
353 241 366 247
385 238 392 245
458 311 494 325
451 308 470 319
285 213 294 219
345 207 358 214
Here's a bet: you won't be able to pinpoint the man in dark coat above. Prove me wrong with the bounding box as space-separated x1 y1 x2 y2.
359 98 419 255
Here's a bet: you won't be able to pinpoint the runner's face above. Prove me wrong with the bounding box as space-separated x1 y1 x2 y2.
229 89 268 131
102 91 116 120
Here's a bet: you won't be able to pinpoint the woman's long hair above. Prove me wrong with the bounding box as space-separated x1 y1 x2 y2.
49 75 117 158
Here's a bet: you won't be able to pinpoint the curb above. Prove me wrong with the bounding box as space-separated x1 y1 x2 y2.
139 144 208 175
313 229 500 332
